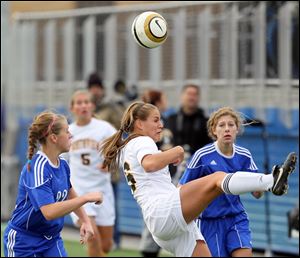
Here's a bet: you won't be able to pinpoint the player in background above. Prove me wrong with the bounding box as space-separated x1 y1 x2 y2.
3 111 102 257
178 107 266 257
68 90 116 257
100 101 297 257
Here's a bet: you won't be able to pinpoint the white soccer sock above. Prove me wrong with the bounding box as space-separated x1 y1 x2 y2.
221 172 274 195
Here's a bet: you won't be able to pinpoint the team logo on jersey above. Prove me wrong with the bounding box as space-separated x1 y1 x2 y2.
210 160 217 165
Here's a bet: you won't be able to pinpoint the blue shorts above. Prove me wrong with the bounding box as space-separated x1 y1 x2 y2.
3 224 67 257
197 212 252 257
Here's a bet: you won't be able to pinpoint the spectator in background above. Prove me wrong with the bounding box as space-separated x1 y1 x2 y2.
126 84 139 102
165 84 211 179
68 90 116 257
87 73 124 130
112 79 129 107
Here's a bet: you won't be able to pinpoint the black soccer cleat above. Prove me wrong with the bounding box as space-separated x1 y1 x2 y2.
271 152 297 196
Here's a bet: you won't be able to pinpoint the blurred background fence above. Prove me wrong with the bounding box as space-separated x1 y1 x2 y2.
1 1 299 256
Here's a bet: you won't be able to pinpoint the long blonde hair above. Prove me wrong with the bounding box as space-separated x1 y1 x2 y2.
100 101 157 172
27 111 66 171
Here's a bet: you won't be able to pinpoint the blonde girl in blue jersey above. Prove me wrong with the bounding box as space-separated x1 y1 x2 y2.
100 101 296 257
179 107 265 257
3 111 103 257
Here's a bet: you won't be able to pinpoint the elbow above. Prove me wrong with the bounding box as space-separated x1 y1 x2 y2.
40 206 56 220
43 212 55 221
143 163 157 172
142 155 158 172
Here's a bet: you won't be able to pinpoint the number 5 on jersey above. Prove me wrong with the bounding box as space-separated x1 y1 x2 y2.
81 153 90 165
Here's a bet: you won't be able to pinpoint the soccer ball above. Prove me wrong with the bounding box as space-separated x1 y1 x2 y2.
131 11 168 49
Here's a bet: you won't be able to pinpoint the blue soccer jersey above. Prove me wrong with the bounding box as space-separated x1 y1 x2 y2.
179 142 258 219
8 150 72 238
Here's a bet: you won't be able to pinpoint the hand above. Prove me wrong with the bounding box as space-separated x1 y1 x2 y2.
79 221 94 245
172 158 181 166
84 192 103 205
172 146 184 166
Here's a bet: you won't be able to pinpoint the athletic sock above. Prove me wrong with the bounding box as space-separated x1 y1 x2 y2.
221 172 274 195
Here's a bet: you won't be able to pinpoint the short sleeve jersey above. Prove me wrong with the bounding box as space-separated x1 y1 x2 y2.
179 142 258 218
9 151 71 237
120 136 176 210
69 118 116 192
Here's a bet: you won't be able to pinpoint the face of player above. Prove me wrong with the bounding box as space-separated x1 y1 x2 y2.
71 93 93 122
137 109 163 142
213 115 238 145
56 120 72 153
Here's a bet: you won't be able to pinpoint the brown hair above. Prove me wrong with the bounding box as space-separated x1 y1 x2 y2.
100 101 157 172
27 111 66 170
207 107 244 141
141 89 163 106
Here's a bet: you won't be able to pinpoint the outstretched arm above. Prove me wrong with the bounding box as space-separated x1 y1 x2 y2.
142 145 184 172
40 188 102 221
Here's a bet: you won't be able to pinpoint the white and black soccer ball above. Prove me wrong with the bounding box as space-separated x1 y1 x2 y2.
131 11 168 49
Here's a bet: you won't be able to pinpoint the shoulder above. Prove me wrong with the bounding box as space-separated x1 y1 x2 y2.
234 144 253 158
196 108 209 120
26 153 52 187
59 156 70 167
194 143 216 157
130 136 155 145
126 136 158 153
188 143 216 168
92 118 117 131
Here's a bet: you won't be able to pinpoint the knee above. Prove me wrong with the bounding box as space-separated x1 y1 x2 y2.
102 239 114 253
213 171 227 189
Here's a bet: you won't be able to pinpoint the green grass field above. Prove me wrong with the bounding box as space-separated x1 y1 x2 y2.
1 230 142 257
64 240 143 257
1 223 171 257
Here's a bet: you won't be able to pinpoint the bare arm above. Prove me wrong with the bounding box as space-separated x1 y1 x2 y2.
142 145 184 172
67 188 100 223
40 188 103 221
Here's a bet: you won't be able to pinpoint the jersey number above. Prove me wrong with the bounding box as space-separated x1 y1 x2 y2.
56 190 68 202
81 153 90 165
124 162 136 193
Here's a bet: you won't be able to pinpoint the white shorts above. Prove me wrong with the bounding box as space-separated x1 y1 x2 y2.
143 188 204 257
70 188 115 226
